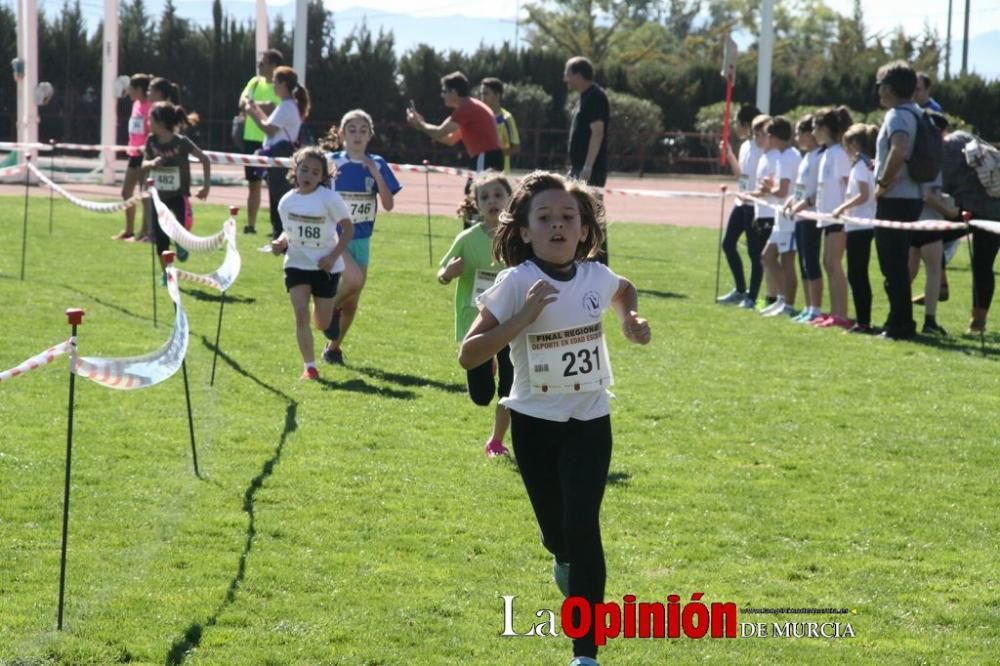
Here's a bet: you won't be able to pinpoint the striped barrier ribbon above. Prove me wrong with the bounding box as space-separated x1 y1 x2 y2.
0 141 53 152
596 186 724 200
173 220 242 292
969 219 1000 235
72 267 188 390
0 338 75 383
28 164 146 213
149 187 228 252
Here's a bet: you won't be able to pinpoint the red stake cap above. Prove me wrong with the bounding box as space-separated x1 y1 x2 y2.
146 178 154 187
229 206 240 216
25 153 32 162
422 159 429 165
161 250 176 264
720 184 728 192
962 210 972 223
65 308 85 326
49 139 55 145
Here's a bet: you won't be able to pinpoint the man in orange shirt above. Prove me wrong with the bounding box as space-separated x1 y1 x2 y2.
407 71 504 172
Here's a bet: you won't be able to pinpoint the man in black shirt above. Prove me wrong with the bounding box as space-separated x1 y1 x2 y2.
565 56 610 263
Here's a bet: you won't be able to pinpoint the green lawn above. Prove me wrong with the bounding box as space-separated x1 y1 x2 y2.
1 196 998 665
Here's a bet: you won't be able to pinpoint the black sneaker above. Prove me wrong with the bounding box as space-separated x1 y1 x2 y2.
243 225 256 234
322 345 344 365
324 308 342 342
846 323 876 335
922 321 948 336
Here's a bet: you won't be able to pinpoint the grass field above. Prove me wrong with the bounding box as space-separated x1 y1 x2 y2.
1 195 998 665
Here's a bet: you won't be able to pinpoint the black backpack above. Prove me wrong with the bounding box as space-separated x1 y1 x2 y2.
896 105 943 183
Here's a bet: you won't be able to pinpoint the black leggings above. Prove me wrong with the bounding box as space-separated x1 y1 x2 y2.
721 204 759 295
874 198 923 337
972 226 1000 310
154 195 186 256
846 230 874 327
266 141 295 240
510 410 612 660
466 345 513 405
795 219 823 281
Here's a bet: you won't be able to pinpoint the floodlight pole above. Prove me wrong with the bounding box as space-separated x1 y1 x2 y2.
294 0 308 85
16 0 40 154
256 0 269 60
101 0 119 185
756 0 775 114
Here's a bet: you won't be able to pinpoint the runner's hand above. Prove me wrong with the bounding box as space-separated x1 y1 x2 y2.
195 186 209 201
517 280 559 325
623 310 651 345
271 237 288 255
442 256 464 280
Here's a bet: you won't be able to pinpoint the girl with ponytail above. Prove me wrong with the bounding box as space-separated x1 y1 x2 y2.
247 66 311 241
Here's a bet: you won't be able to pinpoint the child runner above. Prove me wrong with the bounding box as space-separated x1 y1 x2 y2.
321 109 402 365
142 101 210 279
112 73 152 241
439 171 513 457
717 104 764 308
811 106 853 329
745 114 778 309
271 147 355 380
832 123 879 334
246 66 310 241
758 116 801 317
460 171 650 666
786 116 825 322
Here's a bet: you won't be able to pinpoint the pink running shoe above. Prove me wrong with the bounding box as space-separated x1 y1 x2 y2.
301 366 320 381
484 439 510 458
832 315 854 329
811 315 833 327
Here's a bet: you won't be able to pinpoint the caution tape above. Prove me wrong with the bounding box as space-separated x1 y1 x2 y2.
0 338 75 383
149 187 228 252
53 142 132 152
596 186 723 200
0 141 52 152
172 219 242 292
72 267 188 390
969 219 1000 235
28 164 146 213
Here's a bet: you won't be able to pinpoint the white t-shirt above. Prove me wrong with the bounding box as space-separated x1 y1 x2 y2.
264 99 302 149
277 187 352 273
775 146 802 232
844 157 876 231
753 149 781 219
736 140 764 200
816 143 851 216
795 147 822 209
477 260 621 422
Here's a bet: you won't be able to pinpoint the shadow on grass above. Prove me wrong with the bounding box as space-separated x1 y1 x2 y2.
638 288 688 300
181 288 256 304
317 376 416 400
905 331 999 360
166 339 299 666
57 283 154 323
608 470 632 487
352 365 466 395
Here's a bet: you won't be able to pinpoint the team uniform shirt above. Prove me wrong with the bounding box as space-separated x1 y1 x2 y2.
816 143 851 218
449 98 502 158
875 103 921 200
263 99 302 150
331 152 403 240
794 147 822 211
439 223 505 341
240 77 281 143
144 134 195 200
496 108 520 173
277 187 352 274
478 260 621 422
736 140 764 205
126 100 153 158
844 157 876 231
753 149 781 219
774 146 802 232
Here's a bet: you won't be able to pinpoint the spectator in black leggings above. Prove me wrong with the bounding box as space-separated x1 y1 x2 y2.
939 129 1000 333
461 172 650 666
717 104 764 308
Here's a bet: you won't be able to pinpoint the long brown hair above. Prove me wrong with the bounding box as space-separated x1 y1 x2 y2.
493 171 606 266
273 66 310 119
457 170 513 220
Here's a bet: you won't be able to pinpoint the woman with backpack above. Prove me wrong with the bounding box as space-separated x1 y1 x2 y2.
246 66 310 241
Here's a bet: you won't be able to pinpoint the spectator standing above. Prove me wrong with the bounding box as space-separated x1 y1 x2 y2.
480 77 520 174
236 49 283 235
914 72 944 113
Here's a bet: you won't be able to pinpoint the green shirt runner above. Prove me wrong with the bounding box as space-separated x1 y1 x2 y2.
440 223 505 341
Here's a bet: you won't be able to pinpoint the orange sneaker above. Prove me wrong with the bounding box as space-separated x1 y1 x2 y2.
300 366 320 381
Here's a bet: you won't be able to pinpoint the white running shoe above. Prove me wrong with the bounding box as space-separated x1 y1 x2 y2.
738 296 756 309
759 300 785 316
